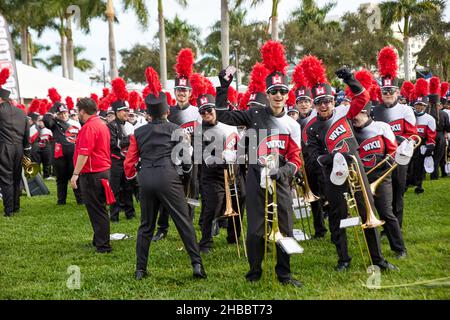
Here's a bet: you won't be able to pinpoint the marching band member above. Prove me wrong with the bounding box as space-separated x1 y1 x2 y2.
108 78 136 222
216 41 303 287
371 47 417 228
292 61 327 239
427 77 450 180
407 79 436 194
0 68 30 217
124 67 206 280
43 88 83 205
302 56 397 272
351 70 407 259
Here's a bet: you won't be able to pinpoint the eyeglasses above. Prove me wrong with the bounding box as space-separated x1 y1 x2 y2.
200 107 213 115
268 88 289 96
316 98 334 105
175 88 189 93
382 88 396 95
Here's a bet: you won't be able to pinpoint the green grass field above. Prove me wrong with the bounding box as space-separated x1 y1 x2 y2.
1 177 449 300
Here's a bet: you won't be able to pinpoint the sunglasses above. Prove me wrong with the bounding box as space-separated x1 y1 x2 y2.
316 99 334 105
382 88 396 95
176 88 189 93
200 107 213 115
268 88 289 96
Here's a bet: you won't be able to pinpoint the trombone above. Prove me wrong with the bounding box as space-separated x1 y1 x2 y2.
22 156 40 179
343 154 385 271
222 165 247 258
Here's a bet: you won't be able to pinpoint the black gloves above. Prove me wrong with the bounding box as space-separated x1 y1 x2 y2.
335 66 364 95
48 103 59 114
218 69 233 88
269 163 297 181
294 170 304 186
317 154 333 167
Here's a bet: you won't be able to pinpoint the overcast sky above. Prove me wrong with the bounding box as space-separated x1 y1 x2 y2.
30 0 450 87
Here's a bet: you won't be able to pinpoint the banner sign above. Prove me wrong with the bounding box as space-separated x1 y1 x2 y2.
0 14 21 101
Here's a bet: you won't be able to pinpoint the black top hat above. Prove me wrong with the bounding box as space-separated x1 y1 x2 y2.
175 76 191 90
265 71 289 92
111 100 129 113
0 88 10 99
54 102 69 113
287 105 299 114
197 94 216 112
248 92 268 108
415 96 429 105
295 87 312 101
428 94 440 104
381 76 399 89
311 83 334 102
145 92 169 118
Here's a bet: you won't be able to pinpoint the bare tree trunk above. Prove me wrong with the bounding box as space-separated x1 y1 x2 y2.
66 17 75 80
60 29 68 78
271 15 279 41
403 36 410 80
26 29 32 65
106 0 118 80
221 0 230 69
20 26 28 64
158 0 167 89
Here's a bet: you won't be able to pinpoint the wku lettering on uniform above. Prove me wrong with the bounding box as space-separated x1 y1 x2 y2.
362 140 381 152
390 123 401 132
329 124 347 141
266 140 286 149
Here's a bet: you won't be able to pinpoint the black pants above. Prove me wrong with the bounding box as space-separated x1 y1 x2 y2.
245 166 293 282
31 145 52 178
371 175 406 253
391 164 408 228
431 132 446 179
80 170 111 252
0 143 23 215
136 166 202 271
407 150 425 189
322 167 384 265
54 151 82 204
110 159 135 220
305 163 327 237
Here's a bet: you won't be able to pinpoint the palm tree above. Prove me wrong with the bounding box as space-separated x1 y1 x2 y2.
291 0 338 29
105 0 149 80
221 0 230 69
44 46 94 73
235 0 281 40
380 0 444 80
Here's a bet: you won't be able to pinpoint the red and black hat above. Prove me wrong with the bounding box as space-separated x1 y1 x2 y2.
292 62 312 101
300 55 333 102
143 67 168 117
414 78 429 105
48 88 68 113
28 99 41 121
197 94 216 111
111 77 129 112
440 82 449 104
261 41 289 92
400 81 415 104
190 73 216 107
0 68 11 99
377 46 399 89
174 48 194 90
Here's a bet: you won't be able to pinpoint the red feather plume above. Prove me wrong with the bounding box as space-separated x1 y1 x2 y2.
441 82 449 98
377 46 398 79
414 78 429 99
292 64 307 89
16 104 26 114
102 88 109 98
286 89 296 107
228 86 238 105
144 67 162 98
260 40 288 74
165 92 175 106
429 76 440 95
90 93 99 105
400 81 415 101
0 68 10 87
28 99 40 114
39 99 49 115
248 62 269 94
48 88 61 104
346 69 375 99
239 91 251 111
299 55 328 88
128 91 140 110
111 77 129 101
65 96 74 111
189 73 209 106
175 48 195 78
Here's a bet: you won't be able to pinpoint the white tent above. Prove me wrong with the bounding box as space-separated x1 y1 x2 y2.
16 62 101 100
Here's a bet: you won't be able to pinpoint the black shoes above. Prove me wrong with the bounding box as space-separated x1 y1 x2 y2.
152 231 167 242
395 251 408 259
376 260 399 271
126 213 136 220
135 270 147 280
414 187 425 194
312 233 326 240
336 262 351 272
57 201 66 205
192 264 207 279
280 278 303 288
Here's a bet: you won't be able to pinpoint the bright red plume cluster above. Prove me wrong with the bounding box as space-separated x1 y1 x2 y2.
441 82 449 98
345 69 375 99
286 89 296 107
16 104 26 114
228 86 238 105
165 92 175 106
429 76 440 95
144 67 162 98
414 78 429 99
102 88 110 98
377 46 398 79
260 41 288 74
48 88 61 104
292 64 307 89
128 91 140 110
111 77 129 101
248 62 268 94
400 81 415 101
0 68 10 87
175 48 195 78
28 99 40 114
39 99 50 115
65 96 74 110
90 93 99 105
299 55 328 88
189 73 215 106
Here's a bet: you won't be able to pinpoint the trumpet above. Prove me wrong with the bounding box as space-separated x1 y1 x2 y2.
22 156 40 179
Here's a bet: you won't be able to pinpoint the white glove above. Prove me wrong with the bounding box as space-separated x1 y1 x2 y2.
260 167 274 195
222 149 237 164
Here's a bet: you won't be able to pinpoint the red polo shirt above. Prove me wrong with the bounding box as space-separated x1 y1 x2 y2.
74 115 111 173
